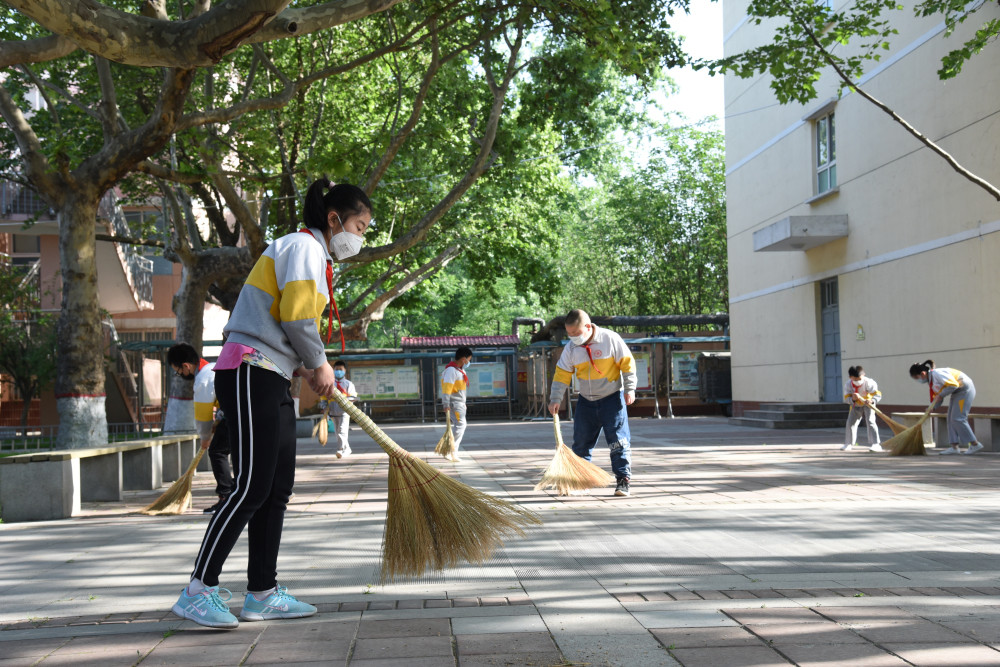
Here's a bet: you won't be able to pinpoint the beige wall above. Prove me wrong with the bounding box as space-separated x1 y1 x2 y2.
724 0 1000 409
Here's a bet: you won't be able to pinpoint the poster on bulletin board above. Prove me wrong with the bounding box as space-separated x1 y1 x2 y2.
437 362 508 398
632 351 652 390
670 351 703 392
351 366 421 400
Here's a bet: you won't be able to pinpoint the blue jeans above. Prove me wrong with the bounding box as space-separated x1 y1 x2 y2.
572 392 632 479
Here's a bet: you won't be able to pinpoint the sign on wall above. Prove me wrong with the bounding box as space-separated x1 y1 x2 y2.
436 362 508 398
351 366 421 400
632 351 652 391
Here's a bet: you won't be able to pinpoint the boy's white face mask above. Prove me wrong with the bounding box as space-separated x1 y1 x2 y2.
568 324 591 346
329 214 364 260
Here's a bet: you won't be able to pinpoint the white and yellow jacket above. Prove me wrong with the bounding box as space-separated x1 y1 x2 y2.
549 325 637 404
842 377 881 407
193 359 218 442
441 363 469 409
223 228 332 378
928 367 973 404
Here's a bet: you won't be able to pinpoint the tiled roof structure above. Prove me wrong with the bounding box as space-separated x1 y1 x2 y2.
401 335 521 348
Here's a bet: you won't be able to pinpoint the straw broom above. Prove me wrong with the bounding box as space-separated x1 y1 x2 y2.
325 388 541 583
140 444 208 516
884 408 932 456
434 410 456 459
870 404 907 436
534 413 614 495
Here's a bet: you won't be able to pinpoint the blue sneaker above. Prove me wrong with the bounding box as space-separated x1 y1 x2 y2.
239 585 317 621
172 585 239 629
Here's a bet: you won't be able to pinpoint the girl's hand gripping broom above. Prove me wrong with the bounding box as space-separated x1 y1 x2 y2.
141 423 216 515
883 405 932 456
325 388 541 583
434 410 456 459
534 413 614 495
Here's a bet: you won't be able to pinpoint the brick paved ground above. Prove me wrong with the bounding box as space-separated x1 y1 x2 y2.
3 416 1000 665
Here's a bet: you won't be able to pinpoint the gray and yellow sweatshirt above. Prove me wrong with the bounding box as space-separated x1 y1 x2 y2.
549 325 637 404
223 229 332 379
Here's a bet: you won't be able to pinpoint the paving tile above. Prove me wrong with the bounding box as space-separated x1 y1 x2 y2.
52 631 164 654
139 643 257 667
693 590 730 600
615 593 645 603
721 589 758 599
452 615 546 635
244 637 350 664
453 598 480 607
882 643 1000 666
746 621 869 644
397 599 426 610
367 601 397 610
425 599 453 609
854 620 977 643
777 642 908 666
357 617 451 638
456 631 558 656
480 597 508 606
724 608 827 625
668 646 791 666
352 636 454 660
348 658 456 667
651 626 767 648
0 637 67 659
340 601 368 611
642 592 674 602
634 609 740 629
457 652 564 666
815 606 919 624
936 620 1000 642
668 589 702 601
260 620 358 643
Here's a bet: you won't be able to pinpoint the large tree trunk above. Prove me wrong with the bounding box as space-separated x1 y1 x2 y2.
55 196 108 448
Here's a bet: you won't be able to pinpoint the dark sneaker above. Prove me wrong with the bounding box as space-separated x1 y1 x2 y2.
614 477 630 497
203 496 227 515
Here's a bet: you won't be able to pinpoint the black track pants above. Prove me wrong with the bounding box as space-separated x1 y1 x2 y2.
191 363 296 590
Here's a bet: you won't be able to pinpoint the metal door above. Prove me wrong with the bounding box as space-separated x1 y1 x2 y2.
820 278 841 401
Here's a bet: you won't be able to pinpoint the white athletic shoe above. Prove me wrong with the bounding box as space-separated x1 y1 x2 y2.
447 452 462 462
962 443 984 455
869 443 884 452
840 443 854 451
938 445 960 455
336 446 351 459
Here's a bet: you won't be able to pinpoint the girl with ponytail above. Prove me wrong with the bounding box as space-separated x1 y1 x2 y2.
841 365 883 452
171 179 373 629
909 360 984 456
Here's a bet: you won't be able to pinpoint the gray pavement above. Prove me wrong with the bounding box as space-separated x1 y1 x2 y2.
3 416 1000 666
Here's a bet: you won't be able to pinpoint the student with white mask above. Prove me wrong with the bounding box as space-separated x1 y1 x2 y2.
548 309 637 497
841 365 883 452
909 360 984 455
171 179 372 629
440 346 473 462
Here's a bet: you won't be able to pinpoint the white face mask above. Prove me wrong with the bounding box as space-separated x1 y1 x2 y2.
329 214 364 260
568 325 590 346
462 360 470 369
916 376 928 384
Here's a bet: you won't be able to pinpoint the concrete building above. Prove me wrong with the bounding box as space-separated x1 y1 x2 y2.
723 0 1000 416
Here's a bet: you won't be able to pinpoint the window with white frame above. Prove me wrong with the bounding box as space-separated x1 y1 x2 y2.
815 111 836 194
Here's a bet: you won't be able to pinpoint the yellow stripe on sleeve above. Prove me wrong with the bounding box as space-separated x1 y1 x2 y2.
245 255 281 321
280 278 325 324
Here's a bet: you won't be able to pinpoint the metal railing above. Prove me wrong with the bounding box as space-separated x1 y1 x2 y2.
98 190 153 305
0 176 54 218
0 422 168 453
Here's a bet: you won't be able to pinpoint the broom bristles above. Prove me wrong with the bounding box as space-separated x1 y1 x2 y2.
886 410 931 456
534 414 615 495
434 411 456 457
871 405 908 435
325 388 541 583
140 447 207 515
316 407 330 446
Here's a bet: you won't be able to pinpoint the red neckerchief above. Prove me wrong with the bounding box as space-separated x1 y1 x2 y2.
198 358 209 372
298 228 344 352
336 379 347 394
578 329 604 376
446 361 468 384
928 372 935 402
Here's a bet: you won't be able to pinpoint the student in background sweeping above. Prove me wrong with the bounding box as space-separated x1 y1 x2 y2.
327 359 358 458
167 343 232 514
909 360 984 455
548 309 637 497
171 179 373 629
841 365 883 452
440 346 473 462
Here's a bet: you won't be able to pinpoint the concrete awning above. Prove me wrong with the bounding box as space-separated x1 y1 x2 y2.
753 215 848 251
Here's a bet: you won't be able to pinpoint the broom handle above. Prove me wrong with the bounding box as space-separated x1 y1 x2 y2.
327 386 409 458
553 413 565 449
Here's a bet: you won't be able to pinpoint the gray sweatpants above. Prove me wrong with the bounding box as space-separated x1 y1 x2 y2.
944 381 976 444
845 405 880 446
